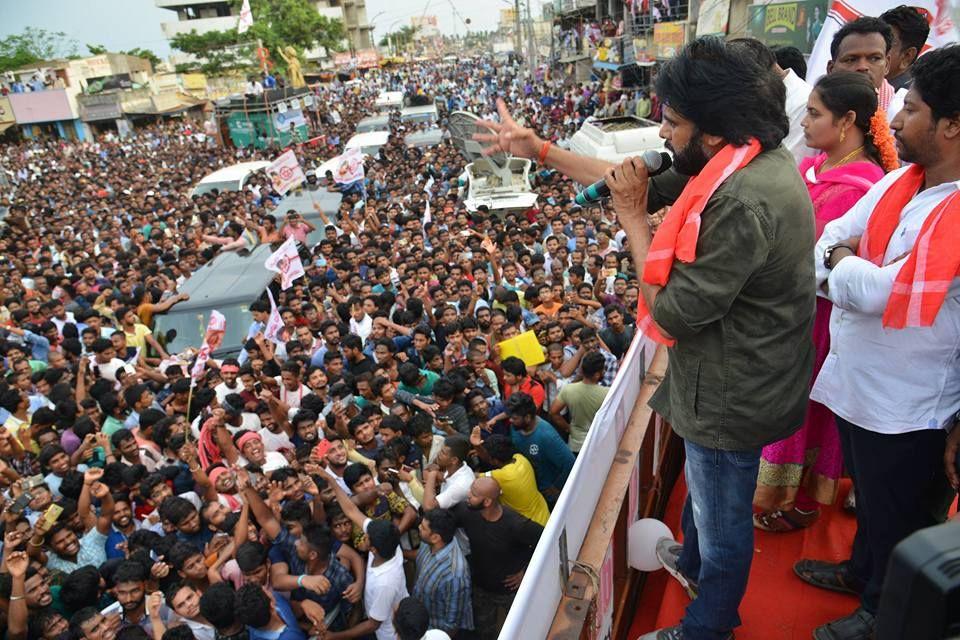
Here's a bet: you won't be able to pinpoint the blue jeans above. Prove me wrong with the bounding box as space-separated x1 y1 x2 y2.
677 439 761 639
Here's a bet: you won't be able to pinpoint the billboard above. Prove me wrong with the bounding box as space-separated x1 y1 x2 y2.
356 49 380 69
85 74 133 94
412 15 441 38
653 21 686 58
273 107 307 131
747 0 828 53
696 0 731 37
0 97 15 129
8 89 75 124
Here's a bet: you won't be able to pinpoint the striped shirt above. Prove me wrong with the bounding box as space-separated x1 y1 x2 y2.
413 540 474 633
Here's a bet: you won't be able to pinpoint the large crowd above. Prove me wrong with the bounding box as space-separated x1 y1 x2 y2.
1 6 959 640
0 53 640 640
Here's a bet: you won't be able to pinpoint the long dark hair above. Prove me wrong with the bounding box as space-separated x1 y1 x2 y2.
813 72 883 168
655 36 789 151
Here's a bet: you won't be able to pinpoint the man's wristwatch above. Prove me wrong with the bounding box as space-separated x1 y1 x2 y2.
823 243 856 270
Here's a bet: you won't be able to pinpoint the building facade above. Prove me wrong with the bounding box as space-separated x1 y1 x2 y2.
155 0 373 57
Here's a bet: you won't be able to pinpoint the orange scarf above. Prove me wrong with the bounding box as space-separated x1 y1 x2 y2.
638 139 763 345
858 164 960 328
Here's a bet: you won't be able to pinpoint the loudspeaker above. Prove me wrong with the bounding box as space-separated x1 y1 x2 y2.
877 520 960 639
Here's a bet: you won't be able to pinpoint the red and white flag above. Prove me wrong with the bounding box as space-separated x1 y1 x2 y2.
807 0 957 84
266 149 306 195
238 0 254 34
190 311 226 384
332 147 365 185
263 289 285 345
264 237 305 290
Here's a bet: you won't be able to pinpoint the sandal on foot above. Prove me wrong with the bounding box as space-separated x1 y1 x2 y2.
753 508 820 532
793 559 864 595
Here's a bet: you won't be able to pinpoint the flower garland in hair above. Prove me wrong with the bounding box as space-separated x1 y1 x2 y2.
869 109 900 173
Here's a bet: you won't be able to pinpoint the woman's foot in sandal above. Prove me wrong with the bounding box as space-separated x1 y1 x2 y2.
753 507 820 532
793 559 865 595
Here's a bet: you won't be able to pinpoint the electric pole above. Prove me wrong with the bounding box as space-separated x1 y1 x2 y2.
514 0 523 61
525 0 536 69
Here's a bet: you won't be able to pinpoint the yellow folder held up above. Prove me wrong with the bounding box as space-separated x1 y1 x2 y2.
498 330 545 367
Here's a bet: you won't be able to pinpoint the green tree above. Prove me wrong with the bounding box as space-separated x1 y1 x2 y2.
0 27 79 73
379 25 417 50
170 0 344 75
86 43 108 55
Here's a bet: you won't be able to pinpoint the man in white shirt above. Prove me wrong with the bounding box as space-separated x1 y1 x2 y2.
781 65 815 163
244 77 263 98
329 478 407 640
421 435 474 510
729 38 814 164
796 46 960 640
213 359 242 404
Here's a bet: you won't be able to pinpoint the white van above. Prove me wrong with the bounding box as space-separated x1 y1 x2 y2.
345 131 390 157
448 111 537 218
399 103 439 125
375 91 404 111
190 161 272 196
568 116 665 164
355 114 391 134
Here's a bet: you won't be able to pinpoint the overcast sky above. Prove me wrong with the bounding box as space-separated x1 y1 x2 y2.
1 0 541 58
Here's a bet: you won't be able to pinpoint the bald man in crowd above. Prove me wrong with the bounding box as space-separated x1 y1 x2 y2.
451 478 544 640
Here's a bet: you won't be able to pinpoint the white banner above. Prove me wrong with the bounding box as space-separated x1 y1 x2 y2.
807 0 958 84
237 0 254 33
273 108 307 131
266 149 306 195
190 311 226 383
331 147 365 185
264 237 305 290
498 333 657 639
263 289 285 345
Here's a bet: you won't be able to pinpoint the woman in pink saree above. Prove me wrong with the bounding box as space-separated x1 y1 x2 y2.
753 72 899 531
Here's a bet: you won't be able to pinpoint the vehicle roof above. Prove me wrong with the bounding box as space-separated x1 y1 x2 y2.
196 161 272 185
404 128 443 147
173 243 276 310
346 131 390 148
358 114 390 125
400 104 438 115
375 91 403 104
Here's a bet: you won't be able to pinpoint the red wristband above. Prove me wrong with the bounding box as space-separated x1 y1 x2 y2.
537 140 551 165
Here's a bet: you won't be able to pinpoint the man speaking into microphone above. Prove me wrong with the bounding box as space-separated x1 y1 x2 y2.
477 37 815 640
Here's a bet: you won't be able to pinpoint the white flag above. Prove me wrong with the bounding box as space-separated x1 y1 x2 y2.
266 149 306 195
263 289 285 345
238 0 254 34
190 311 226 384
332 147 365 185
264 237 305 290
806 0 958 84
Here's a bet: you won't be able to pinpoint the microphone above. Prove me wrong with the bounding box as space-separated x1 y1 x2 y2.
574 150 672 207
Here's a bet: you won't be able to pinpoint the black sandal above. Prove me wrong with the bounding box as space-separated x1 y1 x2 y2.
793 559 864 595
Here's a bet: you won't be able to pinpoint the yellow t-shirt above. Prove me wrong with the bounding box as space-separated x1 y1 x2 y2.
124 323 153 351
489 453 550 526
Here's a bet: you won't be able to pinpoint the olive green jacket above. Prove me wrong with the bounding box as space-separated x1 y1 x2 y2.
645 146 816 451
